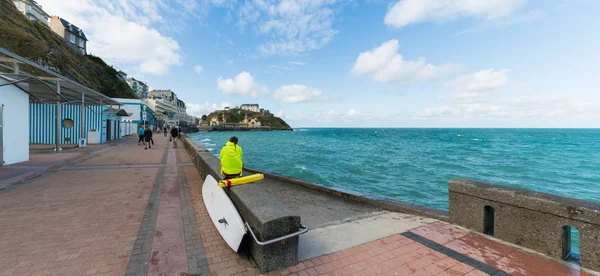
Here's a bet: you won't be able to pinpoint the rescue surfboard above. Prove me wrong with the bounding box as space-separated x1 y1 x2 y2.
202 175 246 252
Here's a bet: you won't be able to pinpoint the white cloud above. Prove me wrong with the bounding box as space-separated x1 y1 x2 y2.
459 103 509 117
451 92 480 101
414 103 509 120
447 68 509 93
319 108 374 123
187 102 232 117
385 0 527 29
234 0 341 55
415 106 451 118
38 0 186 76
217 71 267 97
211 0 227 5
416 92 600 124
273 84 323 103
270 65 291 70
351 39 459 82
289 61 306 66
456 10 545 36
194 65 203 74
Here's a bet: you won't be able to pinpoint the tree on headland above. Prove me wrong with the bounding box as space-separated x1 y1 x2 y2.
201 115 208 121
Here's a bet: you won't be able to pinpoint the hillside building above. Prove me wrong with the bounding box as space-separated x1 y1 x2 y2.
117 71 127 81
12 0 49 25
126 78 149 99
240 104 259 112
145 89 194 126
49 16 87 54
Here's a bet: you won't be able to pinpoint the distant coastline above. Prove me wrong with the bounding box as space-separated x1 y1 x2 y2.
200 105 293 131
199 126 293 132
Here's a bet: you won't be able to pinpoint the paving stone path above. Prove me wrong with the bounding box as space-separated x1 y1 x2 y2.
0 136 597 276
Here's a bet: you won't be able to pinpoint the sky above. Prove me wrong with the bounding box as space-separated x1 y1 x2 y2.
37 0 600 128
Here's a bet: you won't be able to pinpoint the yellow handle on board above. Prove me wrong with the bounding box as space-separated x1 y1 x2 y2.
218 174 265 188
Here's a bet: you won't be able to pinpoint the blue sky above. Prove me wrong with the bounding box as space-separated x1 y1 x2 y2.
39 0 599 127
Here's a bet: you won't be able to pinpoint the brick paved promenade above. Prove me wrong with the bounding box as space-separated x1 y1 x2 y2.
0 136 597 276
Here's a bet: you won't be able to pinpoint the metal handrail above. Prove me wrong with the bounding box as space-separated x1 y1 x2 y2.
245 222 309 246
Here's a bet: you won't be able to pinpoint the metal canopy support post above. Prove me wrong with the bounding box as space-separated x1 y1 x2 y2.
1 104 4 166
12 62 19 74
55 80 62 152
80 93 85 141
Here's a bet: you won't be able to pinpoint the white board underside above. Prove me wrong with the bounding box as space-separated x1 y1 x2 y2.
202 175 246 252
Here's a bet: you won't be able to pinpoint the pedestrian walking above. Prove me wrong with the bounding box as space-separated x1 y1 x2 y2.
144 127 153 150
170 126 179 148
137 126 145 145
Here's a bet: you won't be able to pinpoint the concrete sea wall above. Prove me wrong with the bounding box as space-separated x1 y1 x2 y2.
449 178 600 271
242 167 449 222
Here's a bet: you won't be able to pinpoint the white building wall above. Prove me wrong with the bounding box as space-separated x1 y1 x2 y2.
0 80 29 165
112 98 148 122
120 104 141 122
120 122 135 136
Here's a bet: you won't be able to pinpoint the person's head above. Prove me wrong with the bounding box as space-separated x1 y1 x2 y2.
229 136 238 145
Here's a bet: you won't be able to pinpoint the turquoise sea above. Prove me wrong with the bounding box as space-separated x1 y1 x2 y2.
190 128 600 210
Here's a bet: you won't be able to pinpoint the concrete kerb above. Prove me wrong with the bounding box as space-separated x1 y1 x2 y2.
181 136 448 222
176 149 211 275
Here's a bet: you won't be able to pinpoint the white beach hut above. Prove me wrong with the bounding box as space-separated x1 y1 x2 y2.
0 47 123 165
0 78 29 165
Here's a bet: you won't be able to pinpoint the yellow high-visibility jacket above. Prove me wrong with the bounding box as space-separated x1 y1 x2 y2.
220 141 243 175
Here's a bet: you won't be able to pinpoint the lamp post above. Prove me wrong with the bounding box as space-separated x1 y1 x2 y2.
142 105 147 129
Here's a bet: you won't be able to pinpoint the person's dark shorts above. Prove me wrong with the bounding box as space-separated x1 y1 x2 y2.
222 173 242 180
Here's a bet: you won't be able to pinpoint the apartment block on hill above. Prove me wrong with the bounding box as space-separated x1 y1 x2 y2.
12 0 49 25
240 104 259 112
126 78 148 99
145 89 194 126
49 16 87 54
117 71 127 81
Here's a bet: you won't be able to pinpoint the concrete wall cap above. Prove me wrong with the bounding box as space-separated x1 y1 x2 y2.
449 178 600 225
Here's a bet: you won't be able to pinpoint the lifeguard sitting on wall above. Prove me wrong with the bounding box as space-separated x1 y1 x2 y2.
220 136 243 179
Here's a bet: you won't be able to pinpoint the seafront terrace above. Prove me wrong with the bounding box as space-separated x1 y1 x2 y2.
0 136 598 276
